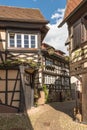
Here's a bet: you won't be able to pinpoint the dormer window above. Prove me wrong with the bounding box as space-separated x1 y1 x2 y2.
8 33 38 48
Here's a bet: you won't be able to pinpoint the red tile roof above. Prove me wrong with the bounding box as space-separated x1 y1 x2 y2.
42 43 55 49
58 0 85 27
42 43 65 57
64 0 83 19
0 6 48 23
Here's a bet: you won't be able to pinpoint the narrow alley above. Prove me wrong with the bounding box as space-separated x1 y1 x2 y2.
29 101 87 130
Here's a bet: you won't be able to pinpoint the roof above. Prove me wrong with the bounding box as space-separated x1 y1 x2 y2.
42 43 55 50
55 50 65 55
0 5 49 23
42 43 65 57
64 0 83 19
58 0 85 27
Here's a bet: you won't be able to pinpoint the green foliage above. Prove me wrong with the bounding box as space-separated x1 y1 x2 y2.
34 88 39 107
65 56 69 61
42 84 49 103
0 58 38 68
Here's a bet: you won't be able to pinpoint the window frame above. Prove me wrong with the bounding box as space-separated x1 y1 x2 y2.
24 34 29 48
8 33 38 49
9 33 15 47
16 34 22 48
45 58 53 66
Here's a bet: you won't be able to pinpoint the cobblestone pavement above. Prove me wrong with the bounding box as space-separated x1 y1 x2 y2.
29 101 87 130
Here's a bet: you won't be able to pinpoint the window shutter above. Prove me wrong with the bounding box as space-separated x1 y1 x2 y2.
73 20 82 49
81 18 87 42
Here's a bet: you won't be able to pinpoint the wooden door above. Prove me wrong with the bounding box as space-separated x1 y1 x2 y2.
24 71 34 110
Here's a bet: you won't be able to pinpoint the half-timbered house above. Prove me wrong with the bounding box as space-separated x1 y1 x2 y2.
0 5 70 113
41 43 70 102
59 0 87 123
0 5 49 113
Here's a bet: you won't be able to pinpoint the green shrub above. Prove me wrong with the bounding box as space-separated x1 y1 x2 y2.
42 84 49 103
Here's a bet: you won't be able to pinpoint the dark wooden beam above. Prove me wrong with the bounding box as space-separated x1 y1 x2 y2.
5 69 8 105
70 67 87 76
43 70 70 78
0 51 4 63
10 70 20 106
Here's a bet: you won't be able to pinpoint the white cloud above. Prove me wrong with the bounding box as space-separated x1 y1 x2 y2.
44 8 68 55
51 8 65 20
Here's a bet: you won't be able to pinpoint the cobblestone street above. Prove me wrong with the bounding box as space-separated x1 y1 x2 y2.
29 101 87 130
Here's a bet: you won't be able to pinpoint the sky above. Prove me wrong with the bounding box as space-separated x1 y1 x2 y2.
0 0 68 54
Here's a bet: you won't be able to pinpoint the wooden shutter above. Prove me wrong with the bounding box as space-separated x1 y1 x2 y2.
81 18 87 43
73 21 81 49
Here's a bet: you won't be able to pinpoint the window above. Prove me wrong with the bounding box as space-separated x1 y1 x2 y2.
17 34 21 47
55 77 62 89
9 34 15 47
8 33 38 48
24 35 29 48
46 58 53 65
65 78 69 86
44 75 56 84
62 77 64 85
31 35 35 48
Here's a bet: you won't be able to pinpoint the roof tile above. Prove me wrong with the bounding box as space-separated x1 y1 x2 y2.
0 6 48 23
64 0 83 19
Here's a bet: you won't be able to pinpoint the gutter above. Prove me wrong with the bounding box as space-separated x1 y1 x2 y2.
58 0 87 28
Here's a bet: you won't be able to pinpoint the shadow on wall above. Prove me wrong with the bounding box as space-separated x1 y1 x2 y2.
71 83 76 100
48 83 76 119
47 79 76 118
49 100 76 119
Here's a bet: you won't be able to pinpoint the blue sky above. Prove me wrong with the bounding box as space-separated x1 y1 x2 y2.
0 0 68 54
0 0 66 23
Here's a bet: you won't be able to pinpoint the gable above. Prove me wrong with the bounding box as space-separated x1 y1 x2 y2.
58 0 86 27
64 0 83 19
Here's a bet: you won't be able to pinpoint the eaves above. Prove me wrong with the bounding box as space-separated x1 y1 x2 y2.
58 0 87 28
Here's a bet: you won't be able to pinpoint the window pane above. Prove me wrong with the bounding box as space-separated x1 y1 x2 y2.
9 35 15 47
24 35 29 48
17 34 21 47
46 58 53 65
31 35 35 48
